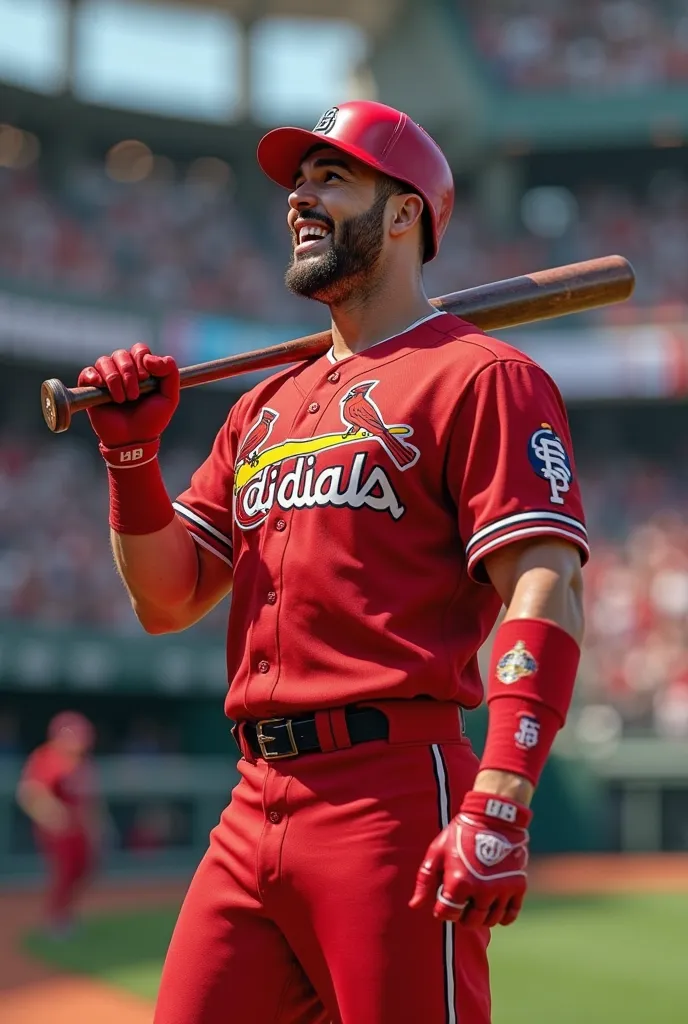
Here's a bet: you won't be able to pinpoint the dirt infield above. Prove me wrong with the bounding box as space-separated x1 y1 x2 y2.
2 856 688 1023
0 879 187 1024
530 853 688 893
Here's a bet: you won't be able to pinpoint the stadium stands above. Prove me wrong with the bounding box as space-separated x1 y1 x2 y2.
463 0 688 91
0 165 305 325
3 163 688 324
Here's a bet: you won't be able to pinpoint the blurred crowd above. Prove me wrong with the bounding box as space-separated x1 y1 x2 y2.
0 433 233 634
464 0 688 91
424 175 688 319
2 163 688 324
0 431 687 737
0 164 306 326
579 463 688 739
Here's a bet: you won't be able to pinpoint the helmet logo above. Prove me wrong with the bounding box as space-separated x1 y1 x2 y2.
313 107 339 135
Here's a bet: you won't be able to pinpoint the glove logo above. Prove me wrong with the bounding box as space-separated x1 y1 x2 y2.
313 107 339 135
496 640 538 684
474 832 512 868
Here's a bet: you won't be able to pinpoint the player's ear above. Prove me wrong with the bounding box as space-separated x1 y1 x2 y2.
388 194 425 242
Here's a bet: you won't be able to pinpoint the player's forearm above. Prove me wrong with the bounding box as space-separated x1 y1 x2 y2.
500 541 585 644
477 539 585 803
474 768 534 805
111 518 201 633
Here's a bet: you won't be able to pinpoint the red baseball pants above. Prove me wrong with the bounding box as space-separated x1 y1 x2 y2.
39 831 93 926
154 706 490 1024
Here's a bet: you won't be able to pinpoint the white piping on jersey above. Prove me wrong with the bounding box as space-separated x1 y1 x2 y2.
431 744 458 1024
326 309 448 364
187 530 233 567
466 509 587 554
173 501 233 550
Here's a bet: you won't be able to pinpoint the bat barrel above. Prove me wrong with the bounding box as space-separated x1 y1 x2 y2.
433 255 635 330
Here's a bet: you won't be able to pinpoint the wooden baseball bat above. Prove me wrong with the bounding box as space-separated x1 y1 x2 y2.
41 254 635 433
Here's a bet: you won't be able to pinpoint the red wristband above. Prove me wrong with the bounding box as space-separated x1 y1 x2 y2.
480 618 581 786
99 439 160 470
100 440 175 535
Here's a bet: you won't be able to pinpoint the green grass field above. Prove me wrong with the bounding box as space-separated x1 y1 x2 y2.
25 894 687 1023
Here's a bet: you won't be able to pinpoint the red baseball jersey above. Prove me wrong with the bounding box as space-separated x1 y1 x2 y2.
21 744 96 836
174 311 587 721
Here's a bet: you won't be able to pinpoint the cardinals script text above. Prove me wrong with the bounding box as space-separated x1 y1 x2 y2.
234 451 406 529
233 384 419 531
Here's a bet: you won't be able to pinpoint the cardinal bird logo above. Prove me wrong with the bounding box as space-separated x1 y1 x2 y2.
232 383 420 530
237 408 278 467
340 381 419 470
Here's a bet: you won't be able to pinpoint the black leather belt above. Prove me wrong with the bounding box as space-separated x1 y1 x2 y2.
239 705 465 761
241 707 389 761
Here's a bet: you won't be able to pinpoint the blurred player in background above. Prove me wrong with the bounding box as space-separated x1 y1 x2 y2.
16 711 101 937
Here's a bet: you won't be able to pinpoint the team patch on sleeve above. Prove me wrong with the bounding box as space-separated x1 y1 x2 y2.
528 423 573 505
173 501 233 567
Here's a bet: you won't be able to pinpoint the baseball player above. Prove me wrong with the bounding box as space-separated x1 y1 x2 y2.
77 101 587 1023
17 711 100 936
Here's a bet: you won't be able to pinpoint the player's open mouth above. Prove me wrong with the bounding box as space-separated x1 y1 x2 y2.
294 222 332 256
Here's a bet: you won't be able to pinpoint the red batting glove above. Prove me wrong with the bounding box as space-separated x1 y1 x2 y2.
78 343 180 449
409 791 532 928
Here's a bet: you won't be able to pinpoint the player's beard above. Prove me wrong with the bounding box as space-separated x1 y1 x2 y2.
285 190 388 305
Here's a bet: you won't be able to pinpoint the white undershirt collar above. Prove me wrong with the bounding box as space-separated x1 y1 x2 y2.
326 309 447 364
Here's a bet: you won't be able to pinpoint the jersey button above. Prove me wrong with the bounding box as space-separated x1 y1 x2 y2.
327 371 340 383
275 519 286 531
269 811 282 825
266 591 277 605
258 660 270 674
308 402 320 413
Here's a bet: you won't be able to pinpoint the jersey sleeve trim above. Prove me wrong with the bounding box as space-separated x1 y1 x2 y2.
173 501 234 564
186 530 233 567
465 510 589 576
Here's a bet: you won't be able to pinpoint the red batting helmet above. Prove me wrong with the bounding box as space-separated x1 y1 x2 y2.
257 101 455 262
48 711 95 749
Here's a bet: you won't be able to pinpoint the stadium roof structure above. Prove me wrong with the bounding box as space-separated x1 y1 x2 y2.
166 0 403 37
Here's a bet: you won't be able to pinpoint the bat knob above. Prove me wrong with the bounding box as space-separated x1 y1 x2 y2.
41 379 72 433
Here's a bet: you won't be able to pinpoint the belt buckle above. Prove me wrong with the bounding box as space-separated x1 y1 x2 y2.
256 718 299 760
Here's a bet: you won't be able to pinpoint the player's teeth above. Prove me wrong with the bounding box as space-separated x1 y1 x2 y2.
299 226 328 243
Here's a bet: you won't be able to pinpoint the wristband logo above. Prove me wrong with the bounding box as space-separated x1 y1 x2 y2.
496 640 538 685
528 422 573 505
485 798 518 823
514 714 540 750
120 448 144 463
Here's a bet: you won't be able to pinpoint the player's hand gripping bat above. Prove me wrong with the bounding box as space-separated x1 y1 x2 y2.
41 255 635 433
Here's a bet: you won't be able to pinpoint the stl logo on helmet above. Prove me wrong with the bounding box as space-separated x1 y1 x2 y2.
233 380 420 530
313 107 339 135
